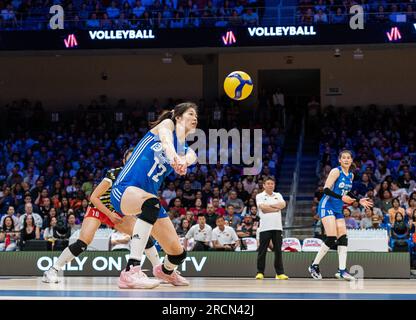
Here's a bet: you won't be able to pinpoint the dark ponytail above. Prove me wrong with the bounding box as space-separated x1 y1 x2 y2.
149 102 198 129
123 147 135 162
149 110 174 128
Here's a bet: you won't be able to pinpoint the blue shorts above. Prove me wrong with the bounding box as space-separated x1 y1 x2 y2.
318 207 344 220
110 185 168 219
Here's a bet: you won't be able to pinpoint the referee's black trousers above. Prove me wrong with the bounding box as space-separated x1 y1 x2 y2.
257 230 284 275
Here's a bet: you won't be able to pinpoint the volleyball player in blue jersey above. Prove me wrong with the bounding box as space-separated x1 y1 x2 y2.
111 102 198 289
308 150 373 281
42 148 161 284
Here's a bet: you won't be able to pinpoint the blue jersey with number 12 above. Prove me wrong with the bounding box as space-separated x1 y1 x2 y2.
113 130 188 195
318 166 353 214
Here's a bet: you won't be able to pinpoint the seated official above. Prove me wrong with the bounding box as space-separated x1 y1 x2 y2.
211 216 240 251
184 214 212 251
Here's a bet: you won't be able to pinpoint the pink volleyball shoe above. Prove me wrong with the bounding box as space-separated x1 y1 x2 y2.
153 264 190 286
118 266 160 289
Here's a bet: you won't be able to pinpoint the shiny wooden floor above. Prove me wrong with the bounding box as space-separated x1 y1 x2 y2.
0 277 416 300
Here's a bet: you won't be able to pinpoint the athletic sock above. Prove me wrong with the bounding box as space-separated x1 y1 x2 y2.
126 258 141 271
162 264 174 275
312 243 330 266
162 256 177 275
338 245 348 270
145 246 161 268
53 247 75 270
128 218 152 270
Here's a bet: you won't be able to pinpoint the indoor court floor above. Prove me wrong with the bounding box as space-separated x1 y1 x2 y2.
0 277 416 300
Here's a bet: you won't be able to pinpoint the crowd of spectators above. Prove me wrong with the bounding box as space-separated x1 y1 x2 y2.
2 0 416 30
0 0 263 30
0 97 283 251
312 105 416 254
298 0 416 25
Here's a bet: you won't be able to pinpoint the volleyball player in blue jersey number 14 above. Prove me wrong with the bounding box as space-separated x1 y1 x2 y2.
111 102 198 289
308 150 373 281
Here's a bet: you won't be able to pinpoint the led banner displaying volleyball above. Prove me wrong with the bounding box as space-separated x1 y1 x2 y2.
0 251 410 278
0 23 415 50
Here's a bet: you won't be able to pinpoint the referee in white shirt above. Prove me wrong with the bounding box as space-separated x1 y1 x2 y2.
184 214 213 251
255 176 289 280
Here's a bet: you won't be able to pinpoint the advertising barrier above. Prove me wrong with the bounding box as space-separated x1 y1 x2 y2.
0 251 410 278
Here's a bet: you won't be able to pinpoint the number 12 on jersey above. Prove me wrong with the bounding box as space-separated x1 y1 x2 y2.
147 156 167 182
